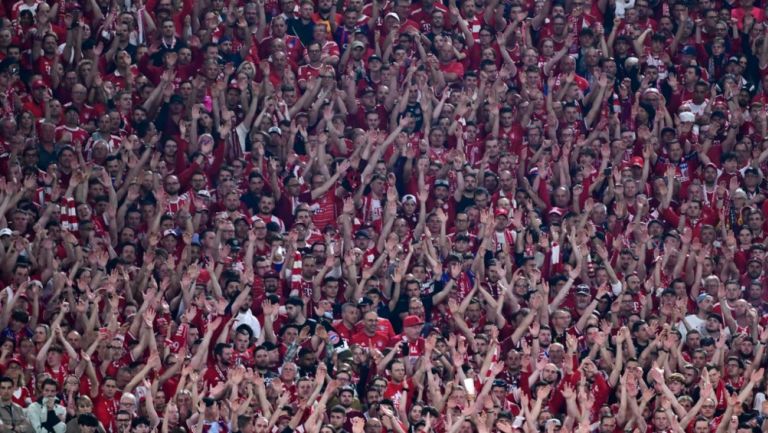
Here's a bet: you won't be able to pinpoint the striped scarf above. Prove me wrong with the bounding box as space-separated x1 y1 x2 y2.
290 250 303 295
61 197 78 232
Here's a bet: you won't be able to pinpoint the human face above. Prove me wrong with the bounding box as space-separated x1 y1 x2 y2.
0 381 13 401
701 400 716 418
600 418 616 433
116 414 132 430
364 312 378 334
102 380 118 398
42 384 58 399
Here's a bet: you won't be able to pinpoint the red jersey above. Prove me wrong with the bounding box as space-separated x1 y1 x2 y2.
202 362 229 389
350 331 390 350
93 395 120 433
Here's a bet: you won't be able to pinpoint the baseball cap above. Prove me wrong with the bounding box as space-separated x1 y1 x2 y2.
575 284 590 295
0 228 12 237
401 194 416 204
355 229 371 239
744 167 760 177
263 271 280 280
434 179 450 188
402 315 424 327
681 46 697 56
385 12 400 22
630 156 644 168
679 112 695 123
268 126 282 135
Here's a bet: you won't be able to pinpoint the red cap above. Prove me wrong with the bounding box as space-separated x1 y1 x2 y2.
31 79 46 89
494 208 509 218
403 315 424 328
548 207 564 216
630 156 644 168
196 269 211 285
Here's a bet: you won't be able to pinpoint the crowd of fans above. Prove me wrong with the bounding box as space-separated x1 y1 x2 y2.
1 0 768 433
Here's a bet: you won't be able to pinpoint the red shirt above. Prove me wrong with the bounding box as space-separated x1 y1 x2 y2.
202 362 229 389
439 60 465 81
332 320 356 342
350 331 390 350
93 395 120 433
55 125 90 148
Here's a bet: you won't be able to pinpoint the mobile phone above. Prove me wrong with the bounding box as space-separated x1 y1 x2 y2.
464 378 476 396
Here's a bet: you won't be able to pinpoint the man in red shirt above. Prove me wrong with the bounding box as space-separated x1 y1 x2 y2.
350 311 389 350
382 359 414 406
333 302 360 341
93 377 120 433
22 79 47 118
390 315 425 358
202 343 233 388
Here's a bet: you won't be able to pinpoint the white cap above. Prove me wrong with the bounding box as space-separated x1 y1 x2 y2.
679 112 695 123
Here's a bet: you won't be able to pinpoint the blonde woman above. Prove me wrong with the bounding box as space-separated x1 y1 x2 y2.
65 396 106 433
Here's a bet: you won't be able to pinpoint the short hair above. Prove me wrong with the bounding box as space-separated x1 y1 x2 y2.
131 417 150 429
286 296 304 307
214 343 232 356
330 405 347 415
41 378 59 390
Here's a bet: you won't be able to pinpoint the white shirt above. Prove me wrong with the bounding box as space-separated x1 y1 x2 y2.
232 308 262 339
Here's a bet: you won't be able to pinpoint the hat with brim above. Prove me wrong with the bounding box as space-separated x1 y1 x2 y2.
403 315 424 327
